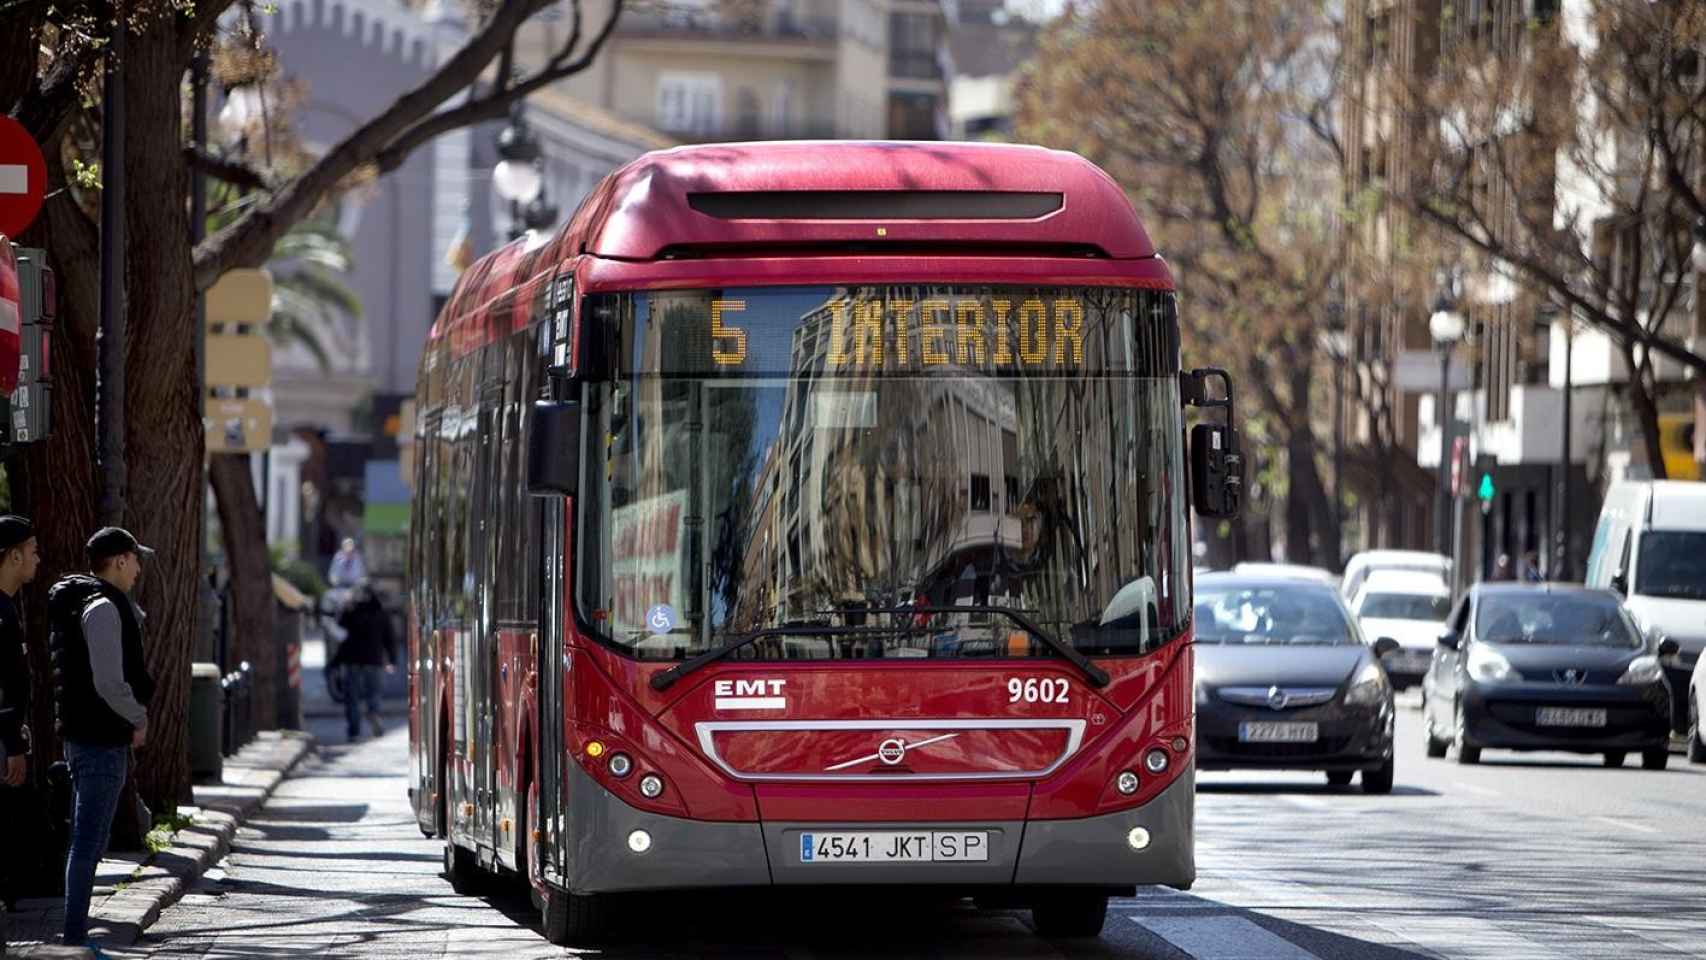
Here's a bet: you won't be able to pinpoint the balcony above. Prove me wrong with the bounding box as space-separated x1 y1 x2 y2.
889 49 944 81
619 5 838 44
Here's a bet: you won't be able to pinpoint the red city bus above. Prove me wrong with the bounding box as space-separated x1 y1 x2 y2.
407 141 1242 945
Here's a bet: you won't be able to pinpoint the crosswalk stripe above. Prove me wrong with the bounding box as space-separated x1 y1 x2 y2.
1134 915 1319 960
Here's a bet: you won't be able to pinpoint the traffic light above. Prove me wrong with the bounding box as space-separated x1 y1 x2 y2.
1 240 54 445
1477 472 1495 502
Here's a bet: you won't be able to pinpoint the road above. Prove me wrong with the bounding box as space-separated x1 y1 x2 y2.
118 693 1706 960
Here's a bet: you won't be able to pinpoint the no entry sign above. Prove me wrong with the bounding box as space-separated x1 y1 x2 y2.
0 117 47 240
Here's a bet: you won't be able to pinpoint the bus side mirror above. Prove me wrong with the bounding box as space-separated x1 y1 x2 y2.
1190 423 1243 519
527 400 582 497
1183 367 1242 519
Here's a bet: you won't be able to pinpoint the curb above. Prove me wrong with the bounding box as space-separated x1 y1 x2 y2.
100 732 314 946
10 731 314 957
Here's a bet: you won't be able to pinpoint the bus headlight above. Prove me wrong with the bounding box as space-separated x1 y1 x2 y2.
639 774 665 799
1143 749 1169 775
607 753 633 778
1126 827 1152 851
627 830 653 854
1115 771 1139 795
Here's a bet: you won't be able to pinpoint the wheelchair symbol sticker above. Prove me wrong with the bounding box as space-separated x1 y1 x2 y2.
646 604 678 635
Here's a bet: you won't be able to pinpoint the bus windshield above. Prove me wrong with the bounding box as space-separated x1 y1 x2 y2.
575 285 1190 662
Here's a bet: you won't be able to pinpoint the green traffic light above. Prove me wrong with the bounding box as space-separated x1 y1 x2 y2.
1477 473 1495 501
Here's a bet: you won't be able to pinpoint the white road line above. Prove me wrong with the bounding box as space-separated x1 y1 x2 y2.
1592 815 1660 834
1452 780 1501 797
1134 915 1320 960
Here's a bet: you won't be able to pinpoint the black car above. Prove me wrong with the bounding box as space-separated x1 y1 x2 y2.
1420 584 1679 769
1193 575 1399 793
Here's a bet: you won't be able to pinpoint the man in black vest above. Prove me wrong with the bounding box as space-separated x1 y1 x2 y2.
47 527 155 952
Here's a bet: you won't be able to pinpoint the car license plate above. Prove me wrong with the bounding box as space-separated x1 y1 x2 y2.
798 831 988 863
1535 707 1607 727
1238 721 1319 743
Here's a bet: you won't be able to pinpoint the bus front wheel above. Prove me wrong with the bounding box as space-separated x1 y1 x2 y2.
541 886 607 945
1031 893 1107 939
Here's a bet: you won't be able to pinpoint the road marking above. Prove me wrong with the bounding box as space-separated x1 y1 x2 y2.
1592 815 1659 834
1452 780 1500 797
1134 915 1320 959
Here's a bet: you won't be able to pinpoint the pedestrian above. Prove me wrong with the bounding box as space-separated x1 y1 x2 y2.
331 583 395 741
327 537 367 590
1519 550 1544 583
0 515 41 940
1492 553 1514 581
47 527 155 954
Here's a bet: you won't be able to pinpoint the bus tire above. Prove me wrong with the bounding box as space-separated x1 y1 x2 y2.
541 886 606 945
1031 893 1107 938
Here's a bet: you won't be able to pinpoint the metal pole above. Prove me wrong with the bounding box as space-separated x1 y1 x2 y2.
97 24 127 526
193 52 212 659
1436 343 1452 553
1557 317 1573 580
1333 353 1344 564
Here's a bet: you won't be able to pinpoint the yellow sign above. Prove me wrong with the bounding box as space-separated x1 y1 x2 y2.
206 268 274 328
205 397 272 453
709 296 1087 371
1659 413 1700 481
207 332 272 388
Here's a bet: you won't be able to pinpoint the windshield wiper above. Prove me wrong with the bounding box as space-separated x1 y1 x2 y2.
650 624 883 692
649 605 1110 692
832 605 1111 688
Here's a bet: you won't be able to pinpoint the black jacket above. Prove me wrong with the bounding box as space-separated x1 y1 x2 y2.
334 594 397 668
47 575 155 747
0 590 27 756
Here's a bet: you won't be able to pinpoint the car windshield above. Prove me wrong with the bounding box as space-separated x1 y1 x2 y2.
1635 531 1706 601
1359 592 1450 622
1192 583 1359 646
575 285 1191 661
1474 593 1641 648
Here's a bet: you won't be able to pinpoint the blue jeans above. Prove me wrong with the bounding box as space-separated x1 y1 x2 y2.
344 665 383 737
62 740 129 946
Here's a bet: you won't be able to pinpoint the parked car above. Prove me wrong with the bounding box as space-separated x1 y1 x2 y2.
1193 573 1398 793
1421 584 1678 769
1340 549 1452 603
1584 480 1706 739
1231 562 1339 587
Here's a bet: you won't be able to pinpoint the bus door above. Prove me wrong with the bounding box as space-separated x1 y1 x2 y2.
471 381 504 856
413 410 443 833
534 266 575 886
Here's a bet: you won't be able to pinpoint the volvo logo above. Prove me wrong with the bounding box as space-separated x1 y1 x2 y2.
824 732 961 772
1267 686 1289 710
1556 668 1586 685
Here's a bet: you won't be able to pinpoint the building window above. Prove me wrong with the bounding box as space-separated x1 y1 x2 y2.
970 473 991 512
1004 474 1019 516
657 71 722 136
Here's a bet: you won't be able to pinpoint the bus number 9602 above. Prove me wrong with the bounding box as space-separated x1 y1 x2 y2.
1008 678 1070 704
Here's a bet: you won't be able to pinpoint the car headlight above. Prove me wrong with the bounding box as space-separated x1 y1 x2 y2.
1466 644 1520 684
1618 655 1663 686
1343 660 1389 707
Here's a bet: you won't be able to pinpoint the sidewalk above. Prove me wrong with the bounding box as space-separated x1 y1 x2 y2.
6 731 313 959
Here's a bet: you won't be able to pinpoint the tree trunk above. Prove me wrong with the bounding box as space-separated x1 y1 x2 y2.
1622 345 1668 481
1282 364 1338 568
210 454 277 729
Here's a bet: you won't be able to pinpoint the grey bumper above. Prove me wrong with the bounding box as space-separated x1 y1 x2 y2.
563 761 1195 894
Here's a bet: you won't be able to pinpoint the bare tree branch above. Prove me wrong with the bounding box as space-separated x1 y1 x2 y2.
183 146 275 192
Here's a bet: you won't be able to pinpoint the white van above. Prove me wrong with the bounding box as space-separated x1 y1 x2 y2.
1585 480 1706 734
1340 550 1452 602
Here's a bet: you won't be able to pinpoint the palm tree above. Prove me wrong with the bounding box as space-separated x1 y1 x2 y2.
266 212 362 370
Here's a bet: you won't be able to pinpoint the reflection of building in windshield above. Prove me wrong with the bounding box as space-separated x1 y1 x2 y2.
728 286 1182 643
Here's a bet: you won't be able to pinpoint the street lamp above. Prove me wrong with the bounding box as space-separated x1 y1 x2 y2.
1430 283 1466 556
494 102 545 240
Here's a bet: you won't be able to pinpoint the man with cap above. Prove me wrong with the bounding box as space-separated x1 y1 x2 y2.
47 526 156 952
0 515 40 940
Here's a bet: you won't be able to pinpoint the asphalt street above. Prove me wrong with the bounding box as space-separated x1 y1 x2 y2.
111 691 1706 960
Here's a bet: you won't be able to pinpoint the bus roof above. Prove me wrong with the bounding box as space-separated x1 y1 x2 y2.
428 141 1164 353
